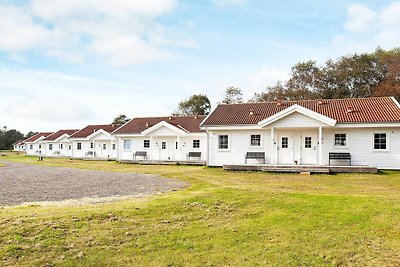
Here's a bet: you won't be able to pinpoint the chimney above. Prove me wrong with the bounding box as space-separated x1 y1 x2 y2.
276 100 282 106
93 129 96 133
317 99 323 105
346 106 353 113
194 115 198 119
169 116 172 120
249 108 255 116
146 122 149 127
112 124 115 127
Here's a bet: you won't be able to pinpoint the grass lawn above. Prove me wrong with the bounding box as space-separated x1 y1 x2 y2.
1 155 400 266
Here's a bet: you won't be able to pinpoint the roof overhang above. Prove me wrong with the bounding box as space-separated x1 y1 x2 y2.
258 104 337 127
141 121 188 136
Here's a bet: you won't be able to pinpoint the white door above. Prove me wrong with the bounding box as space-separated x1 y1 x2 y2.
159 140 173 160
278 133 293 164
301 133 317 165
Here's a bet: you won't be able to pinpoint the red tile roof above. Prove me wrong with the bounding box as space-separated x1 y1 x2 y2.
24 132 53 143
43 129 80 141
12 140 24 145
113 115 207 134
69 124 122 139
202 97 400 126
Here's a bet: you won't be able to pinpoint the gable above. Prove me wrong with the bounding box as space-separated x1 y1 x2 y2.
90 132 112 140
145 126 183 136
267 112 328 128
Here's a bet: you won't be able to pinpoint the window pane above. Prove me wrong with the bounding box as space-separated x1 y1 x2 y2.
305 137 312 148
193 140 200 148
123 140 131 150
334 133 347 147
374 133 387 150
281 137 288 148
144 140 150 148
250 135 261 146
219 135 229 149
162 142 166 149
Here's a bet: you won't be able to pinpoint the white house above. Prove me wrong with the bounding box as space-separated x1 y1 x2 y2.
13 140 26 152
113 116 207 162
24 132 53 156
69 124 121 159
41 129 79 157
200 97 400 169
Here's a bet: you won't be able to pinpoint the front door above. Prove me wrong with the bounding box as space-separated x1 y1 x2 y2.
159 140 173 160
278 133 293 164
301 133 317 165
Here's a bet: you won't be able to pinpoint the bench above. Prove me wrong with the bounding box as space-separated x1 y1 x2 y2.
187 152 201 160
245 152 266 164
134 151 147 160
85 151 95 157
329 152 351 165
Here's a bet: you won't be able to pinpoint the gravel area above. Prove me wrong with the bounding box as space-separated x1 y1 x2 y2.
0 161 187 206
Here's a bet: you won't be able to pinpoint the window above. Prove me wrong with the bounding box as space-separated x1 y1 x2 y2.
374 133 387 150
281 137 288 148
60 144 63 149
103 144 106 150
90 142 94 149
304 137 312 148
123 140 131 150
30 145 33 150
175 142 178 149
68 145 71 150
250 135 261 146
193 140 200 148
218 135 229 150
144 140 150 148
49 144 53 150
77 142 82 150
162 142 166 149
334 133 347 147
112 144 116 150
39 144 41 149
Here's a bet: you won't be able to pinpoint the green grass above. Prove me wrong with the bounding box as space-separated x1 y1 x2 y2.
1 155 400 266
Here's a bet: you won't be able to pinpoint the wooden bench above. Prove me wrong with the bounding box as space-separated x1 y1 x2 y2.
85 151 95 157
134 151 147 160
245 152 266 164
329 152 351 165
187 152 202 160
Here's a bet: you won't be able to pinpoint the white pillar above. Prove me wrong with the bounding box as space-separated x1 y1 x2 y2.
270 127 275 165
318 126 322 165
177 135 180 160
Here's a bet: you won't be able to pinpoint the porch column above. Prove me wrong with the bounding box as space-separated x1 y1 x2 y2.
270 127 275 165
177 135 180 161
149 136 153 160
318 126 322 165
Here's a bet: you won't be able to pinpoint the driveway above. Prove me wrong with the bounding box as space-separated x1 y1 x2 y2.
0 161 187 206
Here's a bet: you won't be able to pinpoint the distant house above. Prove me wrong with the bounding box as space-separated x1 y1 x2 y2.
24 132 53 156
200 97 400 169
113 116 207 162
12 140 26 152
69 124 121 159
42 129 79 157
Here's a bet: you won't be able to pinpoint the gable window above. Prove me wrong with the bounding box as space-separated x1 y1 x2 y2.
112 144 116 150
218 135 229 150
90 142 94 149
374 133 387 150
250 135 261 147
144 140 150 148
193 140 200 148
334 133 347 147
103 144 107 150
123 140 131 150
77 142 82 150
49 144 53 150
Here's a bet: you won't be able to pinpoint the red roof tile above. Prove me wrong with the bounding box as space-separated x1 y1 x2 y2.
202 97 400 126
43 129 80 141
69 124 122 139
24 132 53 143
12 140 24 145
113 115 207 134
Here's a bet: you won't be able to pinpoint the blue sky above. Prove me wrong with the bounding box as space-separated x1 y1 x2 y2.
0 0 399 134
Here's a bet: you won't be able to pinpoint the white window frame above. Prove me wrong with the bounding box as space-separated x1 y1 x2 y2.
144 139 150 149
218 135 229 151
103 143 107 150
123 139 131 151
112 143 116 150
193 139 200 148
77 142 82 150
333 133 349 149
250 134 262 147
373 132 389 152
49 144 53 151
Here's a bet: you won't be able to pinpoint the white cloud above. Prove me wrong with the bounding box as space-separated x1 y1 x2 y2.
333 1 400 54
0 0 195 67
248 66 289 90
213 0 246 7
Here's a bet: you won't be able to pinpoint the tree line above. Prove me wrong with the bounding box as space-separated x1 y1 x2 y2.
0 127 36 150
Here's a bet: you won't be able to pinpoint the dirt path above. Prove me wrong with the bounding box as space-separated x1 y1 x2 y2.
0 160 187 206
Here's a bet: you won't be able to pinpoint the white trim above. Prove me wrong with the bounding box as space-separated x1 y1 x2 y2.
335 123 400 128
217 134 230 151
258 104 337 127
141 121 188 136
391 96 400 109
249 133 263 148
86 129 113 140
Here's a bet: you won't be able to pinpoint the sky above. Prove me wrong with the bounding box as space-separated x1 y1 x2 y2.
0 0 399 134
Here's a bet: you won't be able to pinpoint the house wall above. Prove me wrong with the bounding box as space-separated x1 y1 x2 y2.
116 134 207 161
70 139 117 159
25 143 44 156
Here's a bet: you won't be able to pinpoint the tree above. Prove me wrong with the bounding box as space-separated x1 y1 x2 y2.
0 128 24 150
112 115 130 124
249 82 287 102
25 131 37 139
373 48 400 100
221 87 243 104
174 94 211 116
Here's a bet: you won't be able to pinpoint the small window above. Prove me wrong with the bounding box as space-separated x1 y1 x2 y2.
123 140 131 150
90 142 94 149
250 135 261 146
374 133 387 150
112 144 116 150
144 140 150 148
39 144 42 149
304 137 312 148
175 142 178 149
49 144 53 150
30 144 33 150
68 145 71 150
103 144 106 150
60 144 63 149
218 135 229 150
193 140 200 148
77 142 82 150
334 133 347 147
281 137 288 148
162 142 166 149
